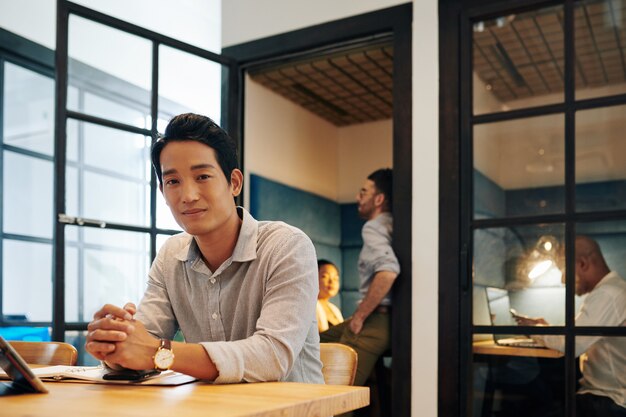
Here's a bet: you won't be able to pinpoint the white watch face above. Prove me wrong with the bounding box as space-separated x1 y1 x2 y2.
154 348 174 370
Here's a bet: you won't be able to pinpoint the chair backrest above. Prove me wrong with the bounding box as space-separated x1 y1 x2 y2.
319 342 358 385
9 341 78 366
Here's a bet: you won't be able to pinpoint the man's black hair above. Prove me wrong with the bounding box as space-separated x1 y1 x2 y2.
151 113 239 184
368 168 393 212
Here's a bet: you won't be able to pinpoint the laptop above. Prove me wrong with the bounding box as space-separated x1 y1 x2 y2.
0 335 48 395
485 287 544 349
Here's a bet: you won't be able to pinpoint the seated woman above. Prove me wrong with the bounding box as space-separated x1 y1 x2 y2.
316 259 344 332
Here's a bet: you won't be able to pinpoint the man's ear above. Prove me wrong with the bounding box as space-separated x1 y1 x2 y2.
230 169 243 197
577 255 589 272
374 192 385 208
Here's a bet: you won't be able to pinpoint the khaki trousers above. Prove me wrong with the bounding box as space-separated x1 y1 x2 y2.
320 312 390 387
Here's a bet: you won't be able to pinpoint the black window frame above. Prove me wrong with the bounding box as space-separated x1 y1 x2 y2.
440 0 626 416
0 1 240 355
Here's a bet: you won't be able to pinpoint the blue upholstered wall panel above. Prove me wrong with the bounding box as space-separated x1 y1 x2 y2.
341 204 365 246
505 180 626 216
249 174 362 314
474 170 505 218
250 174 341 247
340 203 365 316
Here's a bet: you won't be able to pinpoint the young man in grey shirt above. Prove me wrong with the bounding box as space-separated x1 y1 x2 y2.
85 113 323 384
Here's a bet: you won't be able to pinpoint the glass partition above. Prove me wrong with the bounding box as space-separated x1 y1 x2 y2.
575 0 626 100
65 226 150 322
474 114 565 219
473 5 565 115
473 224 566 327
158 45 223 124
65 121 151 227
576 104 626 212
68 14 152 128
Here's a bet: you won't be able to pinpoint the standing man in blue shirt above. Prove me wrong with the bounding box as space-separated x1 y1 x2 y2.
320 168 400 386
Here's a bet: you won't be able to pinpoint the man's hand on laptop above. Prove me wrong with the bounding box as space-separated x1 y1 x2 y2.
514 316 549 326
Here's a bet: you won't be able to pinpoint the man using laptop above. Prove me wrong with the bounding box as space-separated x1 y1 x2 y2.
515 236 626 417
85 113 324 384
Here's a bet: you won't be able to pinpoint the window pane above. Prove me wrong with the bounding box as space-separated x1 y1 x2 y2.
81 122 150 179
473 224 565 326
576 105 626 212
82 92 148 129
156 233 175 254
3 151 53 239
65 226 149 322
575 0 626 100
68 14 151 127
574 220 626 328
157 192 182 231
65 122 150 227
3 62 54 156
65 330 100 366
70 0 222 54
158 45 223 121
83 171 148 226
473 5 564 115
472 336 565 417
474 114 565 219
3 239 52 322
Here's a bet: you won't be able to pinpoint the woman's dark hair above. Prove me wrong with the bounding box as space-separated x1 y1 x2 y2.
151 113 239 184
317 259 336 269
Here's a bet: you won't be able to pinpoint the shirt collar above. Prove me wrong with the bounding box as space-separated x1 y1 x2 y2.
173 206 258 264
595 270 619 289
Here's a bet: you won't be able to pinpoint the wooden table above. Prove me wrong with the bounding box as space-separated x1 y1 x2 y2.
1 380 369 417
473 340 564 358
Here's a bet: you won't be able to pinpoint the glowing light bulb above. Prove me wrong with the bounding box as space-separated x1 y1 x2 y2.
529 260 553 280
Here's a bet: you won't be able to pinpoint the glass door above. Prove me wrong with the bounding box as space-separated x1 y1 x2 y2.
465 1 626 416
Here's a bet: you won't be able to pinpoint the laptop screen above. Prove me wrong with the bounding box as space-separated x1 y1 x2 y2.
485 287 515 326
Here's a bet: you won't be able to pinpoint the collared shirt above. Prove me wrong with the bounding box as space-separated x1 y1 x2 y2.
135 207 324 384
535 271 626 407
358 212 400 306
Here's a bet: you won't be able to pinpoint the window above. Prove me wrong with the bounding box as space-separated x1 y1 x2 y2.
464 1 626 416
0 1 237 365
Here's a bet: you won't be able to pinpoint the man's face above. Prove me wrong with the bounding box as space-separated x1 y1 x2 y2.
159 141 241 238
318 264 340 300
356 179 380 220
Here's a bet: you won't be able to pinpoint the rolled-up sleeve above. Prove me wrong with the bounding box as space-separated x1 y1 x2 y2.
201 232 319 383
363 222 400 274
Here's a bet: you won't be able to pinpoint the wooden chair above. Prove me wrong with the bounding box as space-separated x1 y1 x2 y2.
9 341 78 366
319 342 358 386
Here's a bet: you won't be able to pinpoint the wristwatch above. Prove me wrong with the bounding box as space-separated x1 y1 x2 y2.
153 339 175 371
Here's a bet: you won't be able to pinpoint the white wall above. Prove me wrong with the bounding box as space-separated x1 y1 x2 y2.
243 76 340 203
222 0 408 47
244 78 394 205
337 120 393 202
0 0 56 49
226 2 440 417
0 0 220 53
